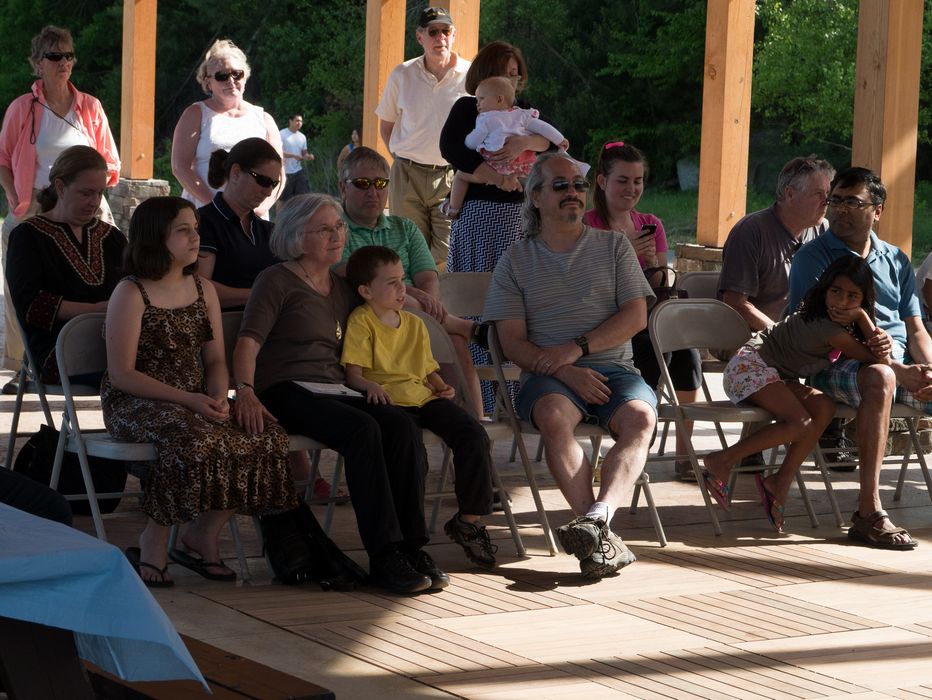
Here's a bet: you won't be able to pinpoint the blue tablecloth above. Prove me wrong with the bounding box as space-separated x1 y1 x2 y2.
0 503 208 689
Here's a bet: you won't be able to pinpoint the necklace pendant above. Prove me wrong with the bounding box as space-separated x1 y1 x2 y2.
336 320 343 341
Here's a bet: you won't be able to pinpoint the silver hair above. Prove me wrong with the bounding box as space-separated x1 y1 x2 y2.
520 152 580 238
196 39 251 95
775 156 835 201
271 194 342 260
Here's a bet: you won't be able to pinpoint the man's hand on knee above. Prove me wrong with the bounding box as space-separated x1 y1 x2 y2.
892 362 932 394
556 366 611 405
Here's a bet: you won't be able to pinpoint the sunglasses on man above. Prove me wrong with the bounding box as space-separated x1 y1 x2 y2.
425 27 452 38
344 177 390 190
213 69 245 82
550 178 590 193
44 52 76 62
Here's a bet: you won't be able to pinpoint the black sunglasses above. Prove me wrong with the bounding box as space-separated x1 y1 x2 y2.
550 178 590 192
426 27 453 37
213 69 245 82
245 169 280 189
44 52 76 62
345 177 389 190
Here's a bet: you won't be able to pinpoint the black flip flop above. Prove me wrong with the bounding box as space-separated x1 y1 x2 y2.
125 547 174 588
168 548 237 582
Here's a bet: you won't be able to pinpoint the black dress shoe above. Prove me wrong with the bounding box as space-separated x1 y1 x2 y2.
410 549 449 590
369 550 432 594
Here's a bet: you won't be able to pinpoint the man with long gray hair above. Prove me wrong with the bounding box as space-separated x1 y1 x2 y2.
484 153 656 579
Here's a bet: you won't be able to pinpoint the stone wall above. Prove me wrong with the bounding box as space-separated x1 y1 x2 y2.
673 242 723 273
109 178 171 234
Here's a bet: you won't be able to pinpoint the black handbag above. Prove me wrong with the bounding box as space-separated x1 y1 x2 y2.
259 501 368 590
642 266 685 308
12 423 128 515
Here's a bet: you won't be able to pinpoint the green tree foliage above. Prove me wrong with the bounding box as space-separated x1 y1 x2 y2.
753 0 859 145
2 0 932 191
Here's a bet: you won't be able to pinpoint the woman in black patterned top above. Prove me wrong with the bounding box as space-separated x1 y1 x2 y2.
6 145 125 383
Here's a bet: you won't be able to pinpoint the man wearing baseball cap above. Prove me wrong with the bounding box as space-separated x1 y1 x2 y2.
376 7 471 268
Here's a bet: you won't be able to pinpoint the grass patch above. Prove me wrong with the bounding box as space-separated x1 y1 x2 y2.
639 186 932 267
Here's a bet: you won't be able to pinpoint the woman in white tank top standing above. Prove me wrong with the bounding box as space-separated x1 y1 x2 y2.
171 40 284 217
0 25 120 373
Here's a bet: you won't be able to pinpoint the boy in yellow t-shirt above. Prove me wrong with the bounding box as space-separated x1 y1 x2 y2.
342 246 497 570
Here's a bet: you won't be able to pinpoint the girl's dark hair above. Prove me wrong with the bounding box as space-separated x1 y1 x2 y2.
592 142 648 226
207 137 282 188
36 145 107 212
465 41 528 94
124 196 199 279
799 256 876 338
346 245 400 292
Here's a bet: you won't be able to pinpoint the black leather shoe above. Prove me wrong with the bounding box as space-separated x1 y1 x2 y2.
369 551 432 594
410 549 449 590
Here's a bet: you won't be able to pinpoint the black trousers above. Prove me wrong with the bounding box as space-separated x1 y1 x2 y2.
404 398 493 516
260 382 429 556
631 328 702 391
0 467 72 525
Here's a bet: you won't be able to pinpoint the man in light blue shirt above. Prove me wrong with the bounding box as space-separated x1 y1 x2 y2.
788 166 931 551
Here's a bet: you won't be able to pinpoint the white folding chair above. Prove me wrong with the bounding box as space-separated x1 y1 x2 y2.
412 309 525 555
649 299 830 535
3 312 97 470
54 312 253 579
487 322 667 552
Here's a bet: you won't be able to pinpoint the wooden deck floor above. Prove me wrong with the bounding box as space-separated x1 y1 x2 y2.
5 375 932 699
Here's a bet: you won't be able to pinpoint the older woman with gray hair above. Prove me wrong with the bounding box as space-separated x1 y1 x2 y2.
0 25 120 372
171 39 282 215
231 194 441 596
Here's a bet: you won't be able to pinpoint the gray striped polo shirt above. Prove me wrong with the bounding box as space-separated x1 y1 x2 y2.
484 226 655 370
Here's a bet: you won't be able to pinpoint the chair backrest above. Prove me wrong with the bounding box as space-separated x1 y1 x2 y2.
677 270 720 300
649 299 750 356
221 310 244 380
410 309 473 414
55 312 108 385
439 272 492 318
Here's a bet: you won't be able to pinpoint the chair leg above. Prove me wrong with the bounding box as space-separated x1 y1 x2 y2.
905 419 932 503
682 411 723 536
637 472 667 547
794 471 819 528
534 438 544 462
227 517 251 582
489 457 524 556
813 447 845 528
429 446 453 533
657 419 670 456
2 364 28 470
323 456 345 534
512 431 558 555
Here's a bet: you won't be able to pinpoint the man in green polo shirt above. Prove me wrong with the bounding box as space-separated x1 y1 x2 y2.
336 146 485 417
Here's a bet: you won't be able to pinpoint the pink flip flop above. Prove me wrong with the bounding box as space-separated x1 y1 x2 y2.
754 473 785 533
702 472 731 512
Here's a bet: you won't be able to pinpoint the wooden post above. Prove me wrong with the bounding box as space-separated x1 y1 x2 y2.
441 0 480 61
363 0 405 161
119 0 157 179
696 0 755 247
852 0 924 257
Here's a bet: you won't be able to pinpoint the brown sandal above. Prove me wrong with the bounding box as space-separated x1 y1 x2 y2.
848 510 918 551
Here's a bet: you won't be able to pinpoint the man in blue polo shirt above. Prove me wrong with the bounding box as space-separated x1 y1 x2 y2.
788 166 932 551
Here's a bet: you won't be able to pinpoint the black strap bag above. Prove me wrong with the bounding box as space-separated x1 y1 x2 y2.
13 423 128 515
259 501 368 590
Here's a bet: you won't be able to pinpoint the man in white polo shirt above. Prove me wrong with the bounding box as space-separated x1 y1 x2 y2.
376 6 470 266
277 114 313 213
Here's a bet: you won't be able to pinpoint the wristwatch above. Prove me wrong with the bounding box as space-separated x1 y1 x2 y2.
235 381 253 392
573 335 590 356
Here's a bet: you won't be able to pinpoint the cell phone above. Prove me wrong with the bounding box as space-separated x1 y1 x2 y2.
638 224 657 239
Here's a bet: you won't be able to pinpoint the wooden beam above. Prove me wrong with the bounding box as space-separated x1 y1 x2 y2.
441 0 480 61
696 0 755 247
852 0 923 257
363 0 405 162
119 0 157 180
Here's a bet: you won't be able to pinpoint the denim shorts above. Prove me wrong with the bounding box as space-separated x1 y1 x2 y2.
516 364 657 434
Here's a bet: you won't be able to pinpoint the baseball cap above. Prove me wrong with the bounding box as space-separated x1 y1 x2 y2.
418 7 453 27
